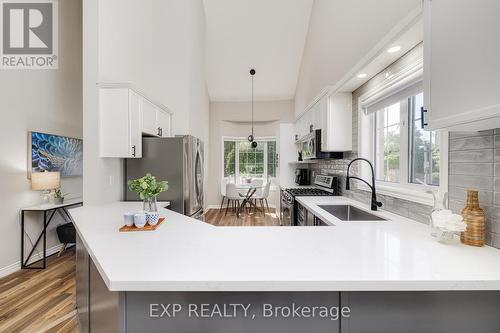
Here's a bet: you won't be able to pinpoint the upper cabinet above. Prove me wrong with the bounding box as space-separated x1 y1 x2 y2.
295 91 352 152
99 88 142 158
99 85 173 158
321 92 352 152
423 0 500 131
142 99 159 136
156 107 171 137
142 98 172 137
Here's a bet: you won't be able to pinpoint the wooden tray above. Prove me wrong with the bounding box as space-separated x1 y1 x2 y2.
119 217 166 232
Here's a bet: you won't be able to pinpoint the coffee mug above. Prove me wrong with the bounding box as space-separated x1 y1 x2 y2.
133 213 147 228
124 212 135 227
146 212 159 226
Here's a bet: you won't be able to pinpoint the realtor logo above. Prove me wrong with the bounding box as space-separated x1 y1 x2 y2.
1 0 58 69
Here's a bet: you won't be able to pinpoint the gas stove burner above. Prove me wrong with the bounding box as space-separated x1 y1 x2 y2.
285 188 334 197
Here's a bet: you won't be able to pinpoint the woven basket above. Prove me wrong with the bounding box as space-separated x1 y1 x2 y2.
460 189 485 247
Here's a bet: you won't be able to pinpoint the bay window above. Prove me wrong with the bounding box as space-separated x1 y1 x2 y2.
223 138 276 184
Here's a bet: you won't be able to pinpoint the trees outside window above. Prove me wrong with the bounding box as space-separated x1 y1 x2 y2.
223 138 276 184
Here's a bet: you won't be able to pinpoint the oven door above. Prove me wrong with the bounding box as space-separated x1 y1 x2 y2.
296 202 306 226
280 191 293 226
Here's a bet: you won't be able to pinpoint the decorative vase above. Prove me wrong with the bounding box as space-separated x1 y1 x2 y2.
143 197 158 212
460 189 485 247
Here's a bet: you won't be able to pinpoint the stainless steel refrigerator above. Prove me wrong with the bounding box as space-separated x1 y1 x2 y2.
125 136 204 219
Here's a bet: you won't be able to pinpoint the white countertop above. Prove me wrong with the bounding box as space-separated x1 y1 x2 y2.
69 197 500 292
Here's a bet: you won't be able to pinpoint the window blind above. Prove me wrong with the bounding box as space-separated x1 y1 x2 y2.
364 81 423 115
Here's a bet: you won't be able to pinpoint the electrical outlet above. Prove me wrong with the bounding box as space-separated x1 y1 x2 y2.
109 175 114 186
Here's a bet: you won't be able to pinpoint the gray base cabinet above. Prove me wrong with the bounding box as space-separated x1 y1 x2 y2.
75 234 89 333
76 234 122 333
75 244 500 333
340 291 500 333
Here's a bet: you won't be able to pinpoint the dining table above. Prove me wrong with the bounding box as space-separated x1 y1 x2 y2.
234 183 264 217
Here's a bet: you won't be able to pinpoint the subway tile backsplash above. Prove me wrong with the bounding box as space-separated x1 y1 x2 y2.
448 130 500 248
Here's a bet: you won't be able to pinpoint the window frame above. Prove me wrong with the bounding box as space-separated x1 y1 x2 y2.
222 136 277 184
357 61 448 206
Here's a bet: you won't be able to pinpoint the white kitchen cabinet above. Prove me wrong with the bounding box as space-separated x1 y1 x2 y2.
99 88 142 158
142 99 159 136
156 109 171 137
296 111 313 140
294 115 304 140
312 97 325 130
423 0 500 131
141 99 172 137
295 91 352 152
321 92 352 152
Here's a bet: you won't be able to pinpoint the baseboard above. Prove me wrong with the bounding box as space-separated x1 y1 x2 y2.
0 243 65 279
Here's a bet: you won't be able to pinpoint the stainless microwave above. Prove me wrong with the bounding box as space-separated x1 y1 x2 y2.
297 129 343 160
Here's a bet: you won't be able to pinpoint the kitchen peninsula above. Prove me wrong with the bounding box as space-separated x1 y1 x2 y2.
70 199 500 333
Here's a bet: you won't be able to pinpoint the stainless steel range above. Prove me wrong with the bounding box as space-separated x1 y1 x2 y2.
280 174 339 226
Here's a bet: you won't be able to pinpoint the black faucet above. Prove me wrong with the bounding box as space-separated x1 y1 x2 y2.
346 158 383 211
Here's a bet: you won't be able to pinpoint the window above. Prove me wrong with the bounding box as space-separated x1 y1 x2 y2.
375 102 401 183
358 51 447 205
373 91 440 187
223 138 277 184
409 93 440 186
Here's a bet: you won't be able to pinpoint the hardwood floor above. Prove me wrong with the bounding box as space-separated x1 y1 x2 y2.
0 249 79 333
0 208 279 333
204 206 281 226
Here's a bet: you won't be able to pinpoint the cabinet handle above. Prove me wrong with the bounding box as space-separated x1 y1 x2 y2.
132 145 136 157
420 107 428 129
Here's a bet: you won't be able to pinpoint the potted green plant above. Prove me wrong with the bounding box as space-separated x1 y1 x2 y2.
52 189 67 204
127 173 168 212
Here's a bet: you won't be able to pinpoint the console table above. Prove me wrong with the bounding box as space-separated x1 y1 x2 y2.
21 199 83 269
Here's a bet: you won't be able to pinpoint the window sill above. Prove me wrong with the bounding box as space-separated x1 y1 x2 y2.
355 182 435 207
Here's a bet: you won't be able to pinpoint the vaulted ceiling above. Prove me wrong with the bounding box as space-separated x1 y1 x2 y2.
203 0 421 103
204 0 314 102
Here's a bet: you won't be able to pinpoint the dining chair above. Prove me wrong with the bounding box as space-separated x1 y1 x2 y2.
249 179 263 213
225 183 241 216
254 181 271 213
219 179 227 211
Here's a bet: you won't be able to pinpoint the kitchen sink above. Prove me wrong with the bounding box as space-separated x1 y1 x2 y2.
318 205 387 221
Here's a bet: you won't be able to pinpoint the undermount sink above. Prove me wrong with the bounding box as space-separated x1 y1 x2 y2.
318 205 387 221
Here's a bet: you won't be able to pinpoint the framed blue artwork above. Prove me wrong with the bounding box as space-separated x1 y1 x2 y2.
28 131 83 178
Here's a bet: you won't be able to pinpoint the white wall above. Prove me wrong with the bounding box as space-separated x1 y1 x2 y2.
294 0 420 116
207 100 294 207
0 0 82 276
83 0 210 205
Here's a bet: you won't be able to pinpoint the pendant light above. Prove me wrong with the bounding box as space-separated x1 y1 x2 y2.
248 69 258 148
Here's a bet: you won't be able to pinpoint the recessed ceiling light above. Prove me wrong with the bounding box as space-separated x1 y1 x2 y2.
387 45 401 53
357 73 367 79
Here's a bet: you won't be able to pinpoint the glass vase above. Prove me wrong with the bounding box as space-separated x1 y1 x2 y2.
143 197 158 212
430 191 448 237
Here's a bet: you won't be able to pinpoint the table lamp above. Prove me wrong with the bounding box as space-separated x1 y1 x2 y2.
31 171 61 203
